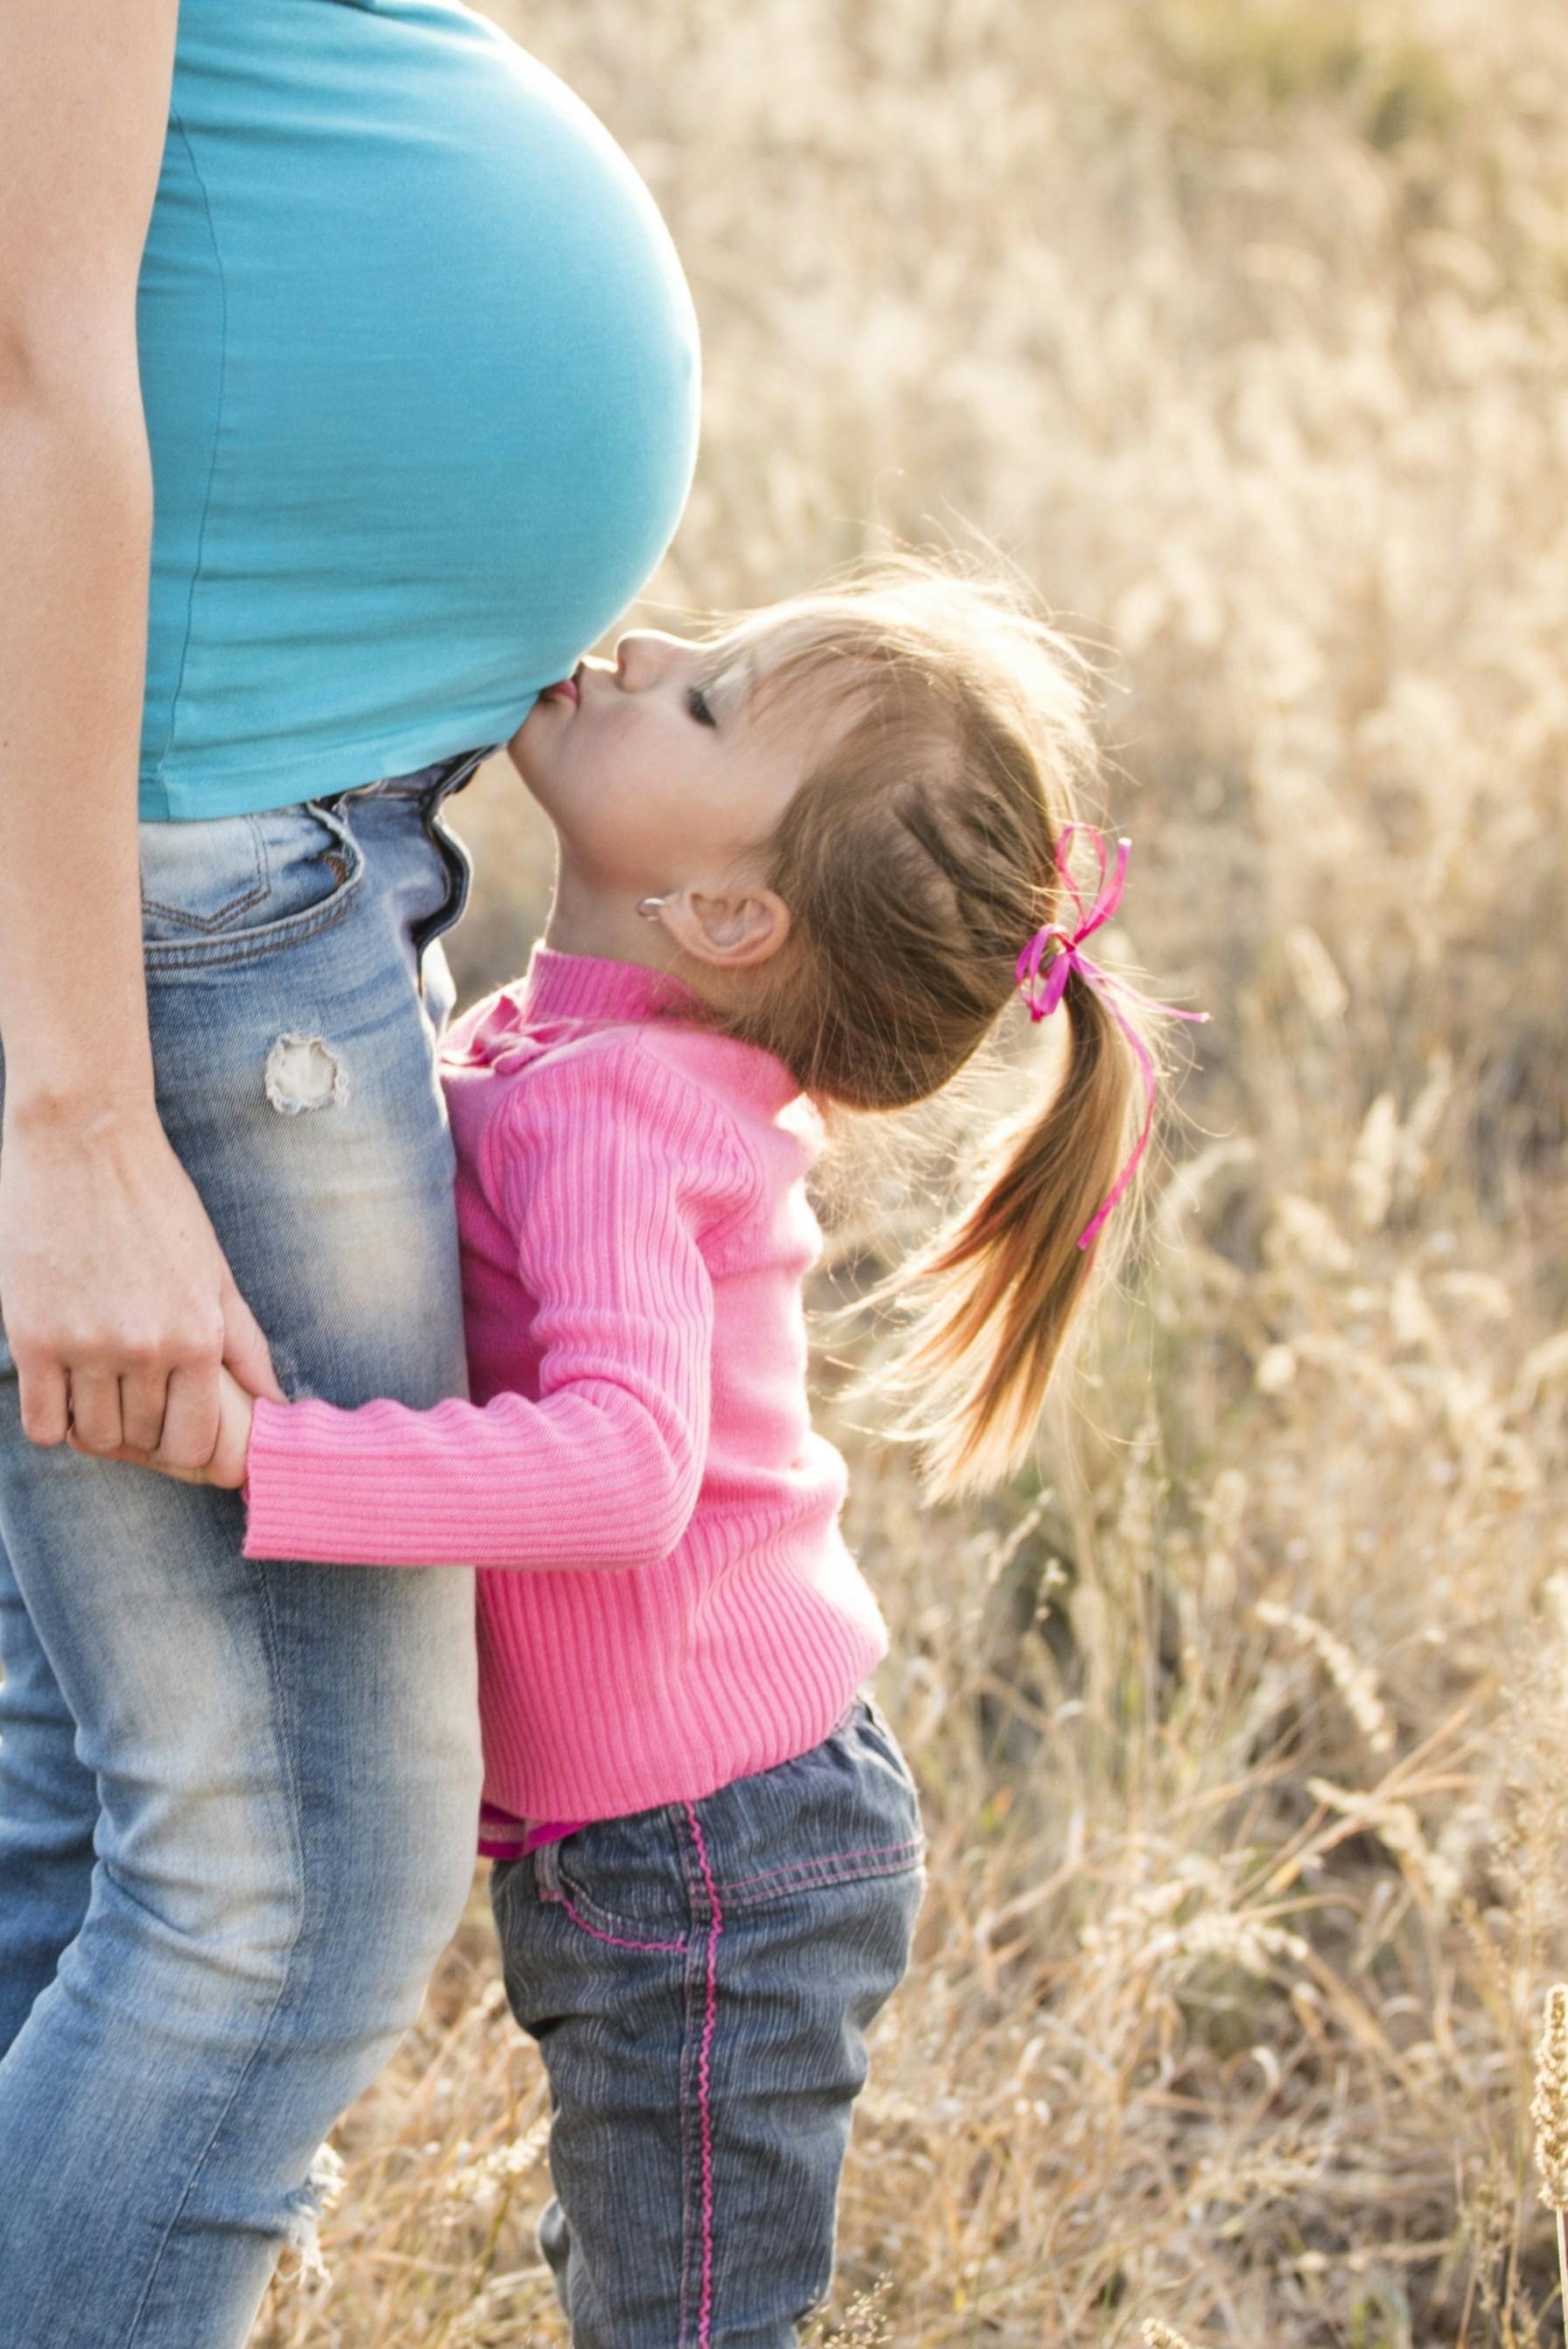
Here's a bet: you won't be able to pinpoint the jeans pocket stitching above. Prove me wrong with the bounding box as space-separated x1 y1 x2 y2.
139 876 271 933
538 1834 690 1953
542 1874 688 1956
141 815 366 972
712 1834 926 1903
139 816 271 935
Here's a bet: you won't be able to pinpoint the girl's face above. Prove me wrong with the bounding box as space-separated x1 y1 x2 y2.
507 629 811 902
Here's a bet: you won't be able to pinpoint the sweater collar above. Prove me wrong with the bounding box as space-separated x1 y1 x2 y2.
514 943 702 1029
462 944 812 1126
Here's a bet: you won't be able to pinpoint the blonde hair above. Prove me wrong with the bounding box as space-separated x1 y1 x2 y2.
684 557 1174 1498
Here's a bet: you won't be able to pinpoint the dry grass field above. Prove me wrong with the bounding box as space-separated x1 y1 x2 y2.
257 2 1568 2341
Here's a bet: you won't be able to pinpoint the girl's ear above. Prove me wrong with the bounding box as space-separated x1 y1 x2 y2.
659 884 791 970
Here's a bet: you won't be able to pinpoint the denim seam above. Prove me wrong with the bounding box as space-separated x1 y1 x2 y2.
408 749 491 960
714 1834 925 1896
676 1803 724 2349
675 1833 701 2342
541 1808 693 1951
716 1853 927 1909
118 1554 309 2349
141 820 271 934
142 835 365 973
544 1879 686 1956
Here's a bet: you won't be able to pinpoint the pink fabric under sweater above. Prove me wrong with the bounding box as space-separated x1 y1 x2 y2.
241 946 888 1825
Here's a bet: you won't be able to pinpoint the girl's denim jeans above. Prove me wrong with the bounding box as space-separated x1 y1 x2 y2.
489 1695 925 2349
0 756 495 2348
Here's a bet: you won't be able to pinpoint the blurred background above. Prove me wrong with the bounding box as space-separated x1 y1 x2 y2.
269 3 1568 2341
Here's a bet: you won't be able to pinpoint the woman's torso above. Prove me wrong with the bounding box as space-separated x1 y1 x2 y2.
137 0 699 819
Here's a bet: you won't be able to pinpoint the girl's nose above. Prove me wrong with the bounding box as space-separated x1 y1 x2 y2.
613 630 681 689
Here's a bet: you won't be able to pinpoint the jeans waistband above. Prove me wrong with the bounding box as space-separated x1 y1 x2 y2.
317 742 497 819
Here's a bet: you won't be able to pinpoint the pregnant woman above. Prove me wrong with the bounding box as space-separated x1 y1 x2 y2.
0 4 697 2343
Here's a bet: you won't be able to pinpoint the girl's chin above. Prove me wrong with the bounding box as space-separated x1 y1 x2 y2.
512 686 562 742
504 733 549 797
509 748 570 828
508 699 559 772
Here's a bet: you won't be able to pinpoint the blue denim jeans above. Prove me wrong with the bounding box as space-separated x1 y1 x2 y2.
0 756 494 2347
489 1696 925 2349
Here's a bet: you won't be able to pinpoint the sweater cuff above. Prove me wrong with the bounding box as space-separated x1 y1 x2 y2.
242 1396 299 1560
241 1393 366 1564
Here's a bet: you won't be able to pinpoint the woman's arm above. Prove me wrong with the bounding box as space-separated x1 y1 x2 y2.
0 0 282 1465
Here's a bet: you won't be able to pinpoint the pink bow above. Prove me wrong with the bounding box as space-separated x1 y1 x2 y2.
1016 826 1209 1249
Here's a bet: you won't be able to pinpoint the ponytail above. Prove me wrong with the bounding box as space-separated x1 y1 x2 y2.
659 560 1206 1491
862 971 1151 1499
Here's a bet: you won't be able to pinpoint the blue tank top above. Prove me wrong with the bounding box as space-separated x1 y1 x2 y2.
135 0 700 819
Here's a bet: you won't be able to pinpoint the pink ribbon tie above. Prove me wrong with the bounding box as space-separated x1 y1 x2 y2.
1016 825 1208 1249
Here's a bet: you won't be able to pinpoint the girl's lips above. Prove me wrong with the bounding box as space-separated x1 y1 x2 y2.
540 668 580 707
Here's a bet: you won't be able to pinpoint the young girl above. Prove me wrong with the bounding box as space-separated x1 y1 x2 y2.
103 562 1200 2346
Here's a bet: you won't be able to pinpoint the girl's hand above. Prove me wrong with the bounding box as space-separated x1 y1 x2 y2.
67 1361 257 1489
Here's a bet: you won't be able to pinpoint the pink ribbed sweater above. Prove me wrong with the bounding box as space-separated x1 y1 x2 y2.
241 946 888 1823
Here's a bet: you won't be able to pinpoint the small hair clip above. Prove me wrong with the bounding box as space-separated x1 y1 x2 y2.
1016 826 1209 1250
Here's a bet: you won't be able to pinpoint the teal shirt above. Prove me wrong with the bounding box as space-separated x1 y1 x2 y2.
136 0 700 819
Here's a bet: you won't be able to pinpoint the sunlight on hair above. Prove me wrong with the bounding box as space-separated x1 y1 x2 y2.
665 555 1193 1498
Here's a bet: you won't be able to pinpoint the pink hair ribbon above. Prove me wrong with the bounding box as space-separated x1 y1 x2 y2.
1016 825 1209 1250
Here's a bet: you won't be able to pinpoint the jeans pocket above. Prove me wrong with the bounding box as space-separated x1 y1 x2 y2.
700 1711 926 1912
534 1812 693 1951
139 801 365 970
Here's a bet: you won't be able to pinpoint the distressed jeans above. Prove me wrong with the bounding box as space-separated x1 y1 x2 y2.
0 756 494 2348
490 1696 925 2348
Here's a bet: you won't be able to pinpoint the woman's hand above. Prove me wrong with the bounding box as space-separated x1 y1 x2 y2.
0 1099 284 1466
67 1357 257 1490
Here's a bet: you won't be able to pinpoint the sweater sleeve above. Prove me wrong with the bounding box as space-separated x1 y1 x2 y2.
240 1043 750 1570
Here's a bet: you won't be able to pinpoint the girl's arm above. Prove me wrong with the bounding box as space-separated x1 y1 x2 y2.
236 1046 752 1571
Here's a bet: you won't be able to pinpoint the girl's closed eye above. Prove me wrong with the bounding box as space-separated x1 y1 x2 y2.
686 683 717 728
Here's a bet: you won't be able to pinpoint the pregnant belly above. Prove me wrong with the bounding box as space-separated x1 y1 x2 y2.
137 0 700 791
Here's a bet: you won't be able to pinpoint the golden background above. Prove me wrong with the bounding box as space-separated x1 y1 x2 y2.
267 5 1568 2342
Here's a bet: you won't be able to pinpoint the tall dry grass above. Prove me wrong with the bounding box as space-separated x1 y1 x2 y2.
257 1 1568 2340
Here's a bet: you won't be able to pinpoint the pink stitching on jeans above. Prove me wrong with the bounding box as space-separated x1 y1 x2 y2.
685 1801 724 2349
546 1882 686 1955
714 1835 925 1893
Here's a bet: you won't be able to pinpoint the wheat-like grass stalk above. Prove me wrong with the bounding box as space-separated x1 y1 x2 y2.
1532 1984 1568 2345
1142 2323 1196 2349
